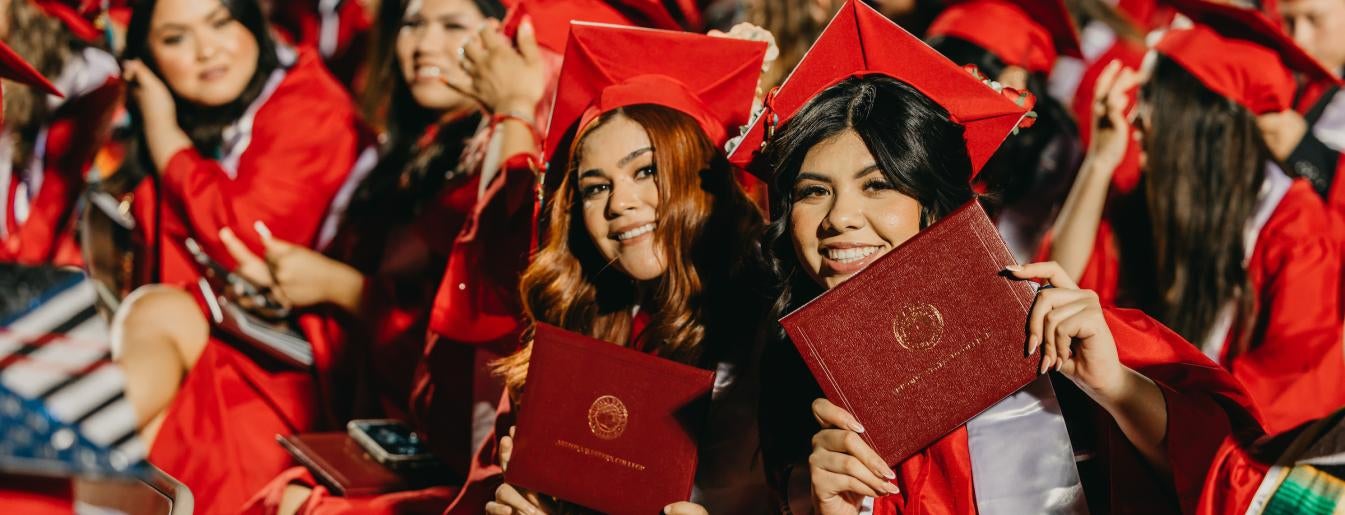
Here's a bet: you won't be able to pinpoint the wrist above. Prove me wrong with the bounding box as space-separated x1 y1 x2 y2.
494 99 537 118
329 265 367 314
1089 365 1143 410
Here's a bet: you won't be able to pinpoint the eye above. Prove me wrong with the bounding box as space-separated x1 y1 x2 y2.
634 165 657 180
793 184 830 200
581 182 611 199
160 33 184 45
212 17 232 29
863 178 895 192
400 18 426 30
442 21 470 31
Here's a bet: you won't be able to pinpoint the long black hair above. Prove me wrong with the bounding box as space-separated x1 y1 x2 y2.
757 75 976 485
122 0 281 154
1141 54 1264 352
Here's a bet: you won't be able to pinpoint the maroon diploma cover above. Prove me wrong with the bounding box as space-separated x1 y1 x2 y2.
780 200 1041 465
506 323 715 514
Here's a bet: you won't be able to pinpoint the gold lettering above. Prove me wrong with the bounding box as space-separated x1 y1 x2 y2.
553 439 648 472
891 331 993 397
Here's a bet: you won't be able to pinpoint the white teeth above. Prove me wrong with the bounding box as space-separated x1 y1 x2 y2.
825 246 880 263
616 223 656 241
417 66 442 78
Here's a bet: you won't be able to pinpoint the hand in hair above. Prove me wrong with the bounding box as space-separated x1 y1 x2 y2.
1256 109 1309 162
807 398 899 515
1007 261 1171 476
486 426 557 515
445 17 546 117
1088 59 1140 173
123 59 193 170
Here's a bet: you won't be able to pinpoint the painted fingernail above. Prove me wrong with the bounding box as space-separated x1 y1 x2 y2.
1039 356 1051 375
1005 264 1023 272
849 420 865 434
253 220 273 240
884 482 901 494
883 466 897 479
1028 334 1040 355
664 505 674 514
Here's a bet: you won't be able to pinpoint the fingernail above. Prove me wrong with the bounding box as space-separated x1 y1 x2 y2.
1027 334 1040 355
1039 356 1050 375
883 466 897 479
663 506 673 514
254 221 273 240
849 420 865 434
521 15 533 33
219 227 233 240
884 482 901 494
1005 264 1023 272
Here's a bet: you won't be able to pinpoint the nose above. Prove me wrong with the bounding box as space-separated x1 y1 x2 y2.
416 23 447 57
822 189 865 234
606 178 641 219
196 32 218 62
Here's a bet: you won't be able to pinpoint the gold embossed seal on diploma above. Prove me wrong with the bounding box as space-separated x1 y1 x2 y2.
587 395 629 440
893 303 945 351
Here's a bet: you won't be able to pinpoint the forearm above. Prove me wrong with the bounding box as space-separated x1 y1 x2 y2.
327 266 368 316
495 101 541 163
142 111 193 171
1050 158 1114 280
1090 367 1171 476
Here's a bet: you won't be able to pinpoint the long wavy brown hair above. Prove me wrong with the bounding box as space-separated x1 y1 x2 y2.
494 104 767 397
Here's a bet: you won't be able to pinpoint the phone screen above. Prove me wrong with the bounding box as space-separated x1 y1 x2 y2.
355 421 428 457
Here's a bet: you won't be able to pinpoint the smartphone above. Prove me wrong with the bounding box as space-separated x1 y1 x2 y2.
183 237 289 319
347 419 438 469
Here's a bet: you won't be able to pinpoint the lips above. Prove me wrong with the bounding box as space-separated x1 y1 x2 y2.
819 243 886 277
413 65 444 82
199 65 228 81
611 222 656 245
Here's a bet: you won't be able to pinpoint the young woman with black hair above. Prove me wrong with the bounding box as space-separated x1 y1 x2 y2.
107 0 375 510
744 2 1260 513
1053 0 1345 435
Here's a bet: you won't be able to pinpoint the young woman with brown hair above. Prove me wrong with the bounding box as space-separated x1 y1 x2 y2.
477 24 774 515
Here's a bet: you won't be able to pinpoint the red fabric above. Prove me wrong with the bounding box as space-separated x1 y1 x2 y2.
0 77 121 267
1157 0 1339 115
268 0 373 87
0 40 60 104
0 475 73 514
872 308 1261 514
926 0 1081 74
727 0 1030 179
1221 180 1345 434
243 466 459 515
31 0 103 42
543 24 765 168
442 392 515 515
1195 416 1320 515
134 49 372 514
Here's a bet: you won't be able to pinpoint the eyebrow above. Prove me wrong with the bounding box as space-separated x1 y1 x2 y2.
152 5 229 33
578 147 654 179
795 164 881 184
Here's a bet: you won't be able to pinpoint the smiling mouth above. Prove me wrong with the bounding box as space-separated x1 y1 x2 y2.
613 223 656 241
823 245 882 264
414 65 444 81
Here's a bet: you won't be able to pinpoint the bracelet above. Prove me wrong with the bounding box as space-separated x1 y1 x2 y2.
490 110 541 145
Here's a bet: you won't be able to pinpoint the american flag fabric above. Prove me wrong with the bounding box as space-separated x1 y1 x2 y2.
0 265 149 478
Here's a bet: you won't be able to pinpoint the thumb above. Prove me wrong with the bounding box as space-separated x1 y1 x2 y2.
516 15 542 63
255 221 299 258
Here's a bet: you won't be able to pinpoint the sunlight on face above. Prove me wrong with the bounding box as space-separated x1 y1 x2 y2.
576 115 667 281
789 129 922 289
148 0 259 107
395 0 486 111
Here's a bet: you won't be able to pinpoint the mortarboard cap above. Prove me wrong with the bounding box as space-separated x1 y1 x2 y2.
926 0 1082 74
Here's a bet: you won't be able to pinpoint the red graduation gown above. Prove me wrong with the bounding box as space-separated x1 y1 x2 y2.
242 148 537 515
1219 181 1345 434
1041 178 1344 435
128 48 374 513
872 308 1261 515
0 55 121 267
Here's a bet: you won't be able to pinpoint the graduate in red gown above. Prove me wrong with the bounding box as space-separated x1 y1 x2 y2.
1051 0 1345 434
1197 407 1345 514
476 22 774 515
0 0 123 266
267 0 374 89
736 2 1262 513
108 0 374 511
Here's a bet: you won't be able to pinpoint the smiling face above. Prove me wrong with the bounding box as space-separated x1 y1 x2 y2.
789 129 923 289
576 114 667 282
395 0 485 111
147 0 260 107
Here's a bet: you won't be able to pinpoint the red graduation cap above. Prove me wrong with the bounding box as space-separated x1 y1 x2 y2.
31 0 112 42
1156 0 1339 114
926 0 1082 74
727 0 1031 179
543 22 765 168
0 40 62 124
